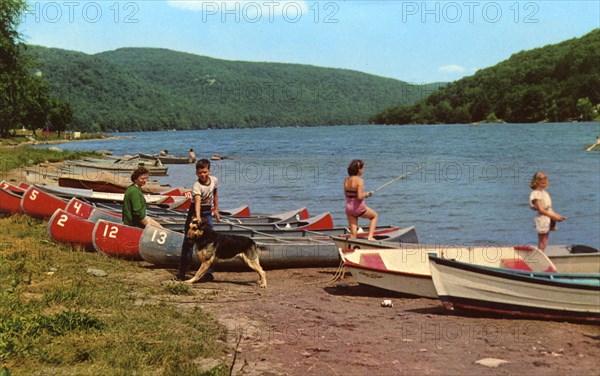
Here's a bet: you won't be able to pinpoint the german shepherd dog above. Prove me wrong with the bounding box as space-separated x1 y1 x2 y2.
186 218 267 288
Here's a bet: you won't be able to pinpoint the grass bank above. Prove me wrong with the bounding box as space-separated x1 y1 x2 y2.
0 133 107 147
0 215 228 375
0 146 98 178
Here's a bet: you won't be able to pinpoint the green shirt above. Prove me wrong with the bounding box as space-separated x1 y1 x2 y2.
122 184 146 228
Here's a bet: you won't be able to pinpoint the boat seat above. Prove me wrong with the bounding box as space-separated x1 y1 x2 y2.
501 258 533 271
359 253 387 271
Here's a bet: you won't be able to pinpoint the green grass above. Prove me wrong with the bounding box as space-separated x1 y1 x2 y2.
0 215 228 375
0 132 107 147
0 146 98 175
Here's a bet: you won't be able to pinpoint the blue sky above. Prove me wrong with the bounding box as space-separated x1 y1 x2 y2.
19 1 600 83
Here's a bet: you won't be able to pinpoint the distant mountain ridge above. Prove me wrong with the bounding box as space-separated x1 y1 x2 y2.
371 29 600 124
25 46 443 132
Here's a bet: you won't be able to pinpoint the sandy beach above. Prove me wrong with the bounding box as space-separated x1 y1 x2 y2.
151 265 600 376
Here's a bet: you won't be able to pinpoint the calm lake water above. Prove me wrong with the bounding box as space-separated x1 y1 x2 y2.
49 122 600 248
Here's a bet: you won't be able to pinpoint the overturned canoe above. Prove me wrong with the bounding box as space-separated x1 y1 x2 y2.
47 208 95 251
92 220 144 260
21 185 67 219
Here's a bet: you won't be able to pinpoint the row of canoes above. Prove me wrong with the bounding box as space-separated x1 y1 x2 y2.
333 237 600 322
0 180 417 269
2 179 598 322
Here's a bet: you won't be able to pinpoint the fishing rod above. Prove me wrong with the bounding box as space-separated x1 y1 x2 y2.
372 162 429 193
564 213 600 219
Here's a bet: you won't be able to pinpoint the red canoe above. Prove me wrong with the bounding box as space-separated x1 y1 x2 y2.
0 181 25 192
47 209 95 251
65 197 121 221
65 197 95 219
296 212 334 231
0 188 23 215
20 186 68 219
219 205 251 217
92 219 144 260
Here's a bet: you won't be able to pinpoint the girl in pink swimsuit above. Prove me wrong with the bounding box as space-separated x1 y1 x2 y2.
343 159 378 240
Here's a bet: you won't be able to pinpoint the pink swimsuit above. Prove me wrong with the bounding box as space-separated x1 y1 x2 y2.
345 190 367 217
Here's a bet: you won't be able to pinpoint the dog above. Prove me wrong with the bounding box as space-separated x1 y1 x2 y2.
186 218 267 288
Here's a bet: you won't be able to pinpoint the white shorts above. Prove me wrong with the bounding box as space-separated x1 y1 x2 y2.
534 215 551 234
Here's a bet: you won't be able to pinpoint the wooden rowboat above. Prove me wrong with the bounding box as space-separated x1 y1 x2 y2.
139 153 195 164
63 159 169 176
47 209 95 251
338 245 557 298
58 171 170 194
92 219 144 260
428 255 600 322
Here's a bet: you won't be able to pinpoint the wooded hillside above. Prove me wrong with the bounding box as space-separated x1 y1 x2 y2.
371 29 600 125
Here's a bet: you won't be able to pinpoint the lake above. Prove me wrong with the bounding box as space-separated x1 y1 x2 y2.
47 122 600 248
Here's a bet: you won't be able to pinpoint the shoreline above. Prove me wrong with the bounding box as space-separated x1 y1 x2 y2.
14 134 134 148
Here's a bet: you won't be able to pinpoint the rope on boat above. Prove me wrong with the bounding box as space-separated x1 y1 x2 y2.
301 259 347 286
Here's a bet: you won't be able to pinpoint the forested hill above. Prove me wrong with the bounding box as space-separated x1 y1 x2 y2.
25 46 442 132
371 29 600 125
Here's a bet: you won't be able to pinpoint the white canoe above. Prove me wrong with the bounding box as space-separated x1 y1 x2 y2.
36 184 185 205
332 237 597 274
338 245 557 298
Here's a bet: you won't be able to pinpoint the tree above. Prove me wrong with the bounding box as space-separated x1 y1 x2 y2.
547 100 559 123
576 97 594 121
21 75 51 136
48 98 73 137
0 0 28 137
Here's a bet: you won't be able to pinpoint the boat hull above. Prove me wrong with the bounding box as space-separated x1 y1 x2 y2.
339 245 556 298
429 256 600 322
545 244 600 274
0 188 23 215
20 186 67 219
138 226 341 269
47 209 95 251
92 220 144 260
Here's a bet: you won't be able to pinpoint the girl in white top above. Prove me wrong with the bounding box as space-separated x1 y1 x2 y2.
529 171 564 251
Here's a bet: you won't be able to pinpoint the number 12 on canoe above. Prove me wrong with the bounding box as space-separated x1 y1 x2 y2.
92 220 144 260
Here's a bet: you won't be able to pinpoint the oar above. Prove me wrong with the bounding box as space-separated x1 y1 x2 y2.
586 140 600 152
372 162 429 193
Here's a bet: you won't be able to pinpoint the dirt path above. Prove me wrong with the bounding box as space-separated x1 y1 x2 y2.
147 266 600 376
